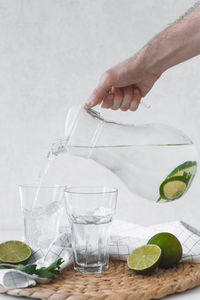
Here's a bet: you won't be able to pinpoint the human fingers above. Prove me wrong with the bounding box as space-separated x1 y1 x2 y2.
101 93 114 109
111 88 123 110
129 88 141 111
120 86 133 111
86 70 114 108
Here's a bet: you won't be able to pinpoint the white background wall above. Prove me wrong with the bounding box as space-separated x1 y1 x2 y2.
0 0 200 229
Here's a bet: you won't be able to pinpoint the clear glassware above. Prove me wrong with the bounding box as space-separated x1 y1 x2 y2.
51 106 198 203
19 185 65 250
64 186 117 274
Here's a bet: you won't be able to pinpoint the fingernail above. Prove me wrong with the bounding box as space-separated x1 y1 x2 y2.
130 102 136 111
86 98 94 107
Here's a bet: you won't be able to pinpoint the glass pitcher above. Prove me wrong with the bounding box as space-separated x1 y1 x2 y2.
51 106 198 203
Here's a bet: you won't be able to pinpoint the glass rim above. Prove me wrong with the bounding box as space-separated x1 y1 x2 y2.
18 184 67 189
64 186 118 195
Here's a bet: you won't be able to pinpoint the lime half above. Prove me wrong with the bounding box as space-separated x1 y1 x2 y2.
127 244 161 275
0 241 32 264
148 232 182 268
157 161 197 203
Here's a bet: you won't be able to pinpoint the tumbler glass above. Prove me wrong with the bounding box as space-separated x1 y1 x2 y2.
19 185 65 250
65 186 118 274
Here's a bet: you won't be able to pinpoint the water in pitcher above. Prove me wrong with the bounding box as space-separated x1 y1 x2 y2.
84 143 197 202
37 106 198 203
59 106 198 202
50 142 197 202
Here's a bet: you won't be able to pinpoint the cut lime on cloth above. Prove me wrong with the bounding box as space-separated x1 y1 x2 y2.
127 244 161 275
157 161 197 203
0 241 32 264
148 232 182 269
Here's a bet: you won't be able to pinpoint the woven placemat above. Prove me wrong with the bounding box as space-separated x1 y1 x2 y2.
1 260 200 300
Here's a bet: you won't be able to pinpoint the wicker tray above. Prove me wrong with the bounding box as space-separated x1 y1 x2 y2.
1 260 200 300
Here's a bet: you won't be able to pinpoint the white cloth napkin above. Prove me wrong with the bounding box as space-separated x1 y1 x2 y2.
1 220 200 289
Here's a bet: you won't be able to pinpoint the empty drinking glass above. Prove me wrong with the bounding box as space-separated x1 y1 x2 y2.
65 186 118 274
19 185 65 250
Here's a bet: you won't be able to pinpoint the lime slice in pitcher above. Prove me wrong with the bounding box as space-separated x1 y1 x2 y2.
159 176 188 201
157 161 197 203
127 244 161 275
0 241 32 264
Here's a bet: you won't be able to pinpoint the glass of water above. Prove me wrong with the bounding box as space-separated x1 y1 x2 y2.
19 185 65 250
64 186 118 274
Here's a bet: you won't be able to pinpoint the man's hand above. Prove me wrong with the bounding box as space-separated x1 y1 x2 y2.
86 55 161 111
86 3 200 111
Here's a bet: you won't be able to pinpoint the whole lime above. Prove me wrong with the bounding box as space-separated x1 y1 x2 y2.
147 232 182 268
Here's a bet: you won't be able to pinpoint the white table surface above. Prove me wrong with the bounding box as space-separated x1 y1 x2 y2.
0 230 200 300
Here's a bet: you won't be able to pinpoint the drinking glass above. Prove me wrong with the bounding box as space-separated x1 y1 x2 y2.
65 186 118 274
19 185 65 250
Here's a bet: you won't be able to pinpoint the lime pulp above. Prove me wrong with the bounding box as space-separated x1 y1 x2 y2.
0 241 32 264
159 176 188 201
127 244 161 275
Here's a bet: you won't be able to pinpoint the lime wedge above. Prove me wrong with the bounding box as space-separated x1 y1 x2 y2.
159 176 187 201
0 241 32 264
157 161 197 203
127 244 161 275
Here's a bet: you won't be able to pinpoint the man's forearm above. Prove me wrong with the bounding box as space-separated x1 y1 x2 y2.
140 3 200 75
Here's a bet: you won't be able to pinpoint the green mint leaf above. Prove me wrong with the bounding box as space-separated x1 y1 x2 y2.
0 258 64 279
183 171 192 183
46 258 64 272
35 267 55 278
35 258 64 278
16 264 37 274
